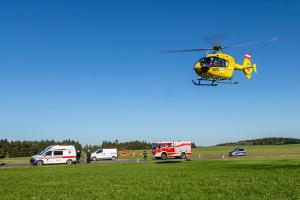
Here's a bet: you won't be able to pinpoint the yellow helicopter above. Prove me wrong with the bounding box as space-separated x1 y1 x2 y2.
165 37 277 86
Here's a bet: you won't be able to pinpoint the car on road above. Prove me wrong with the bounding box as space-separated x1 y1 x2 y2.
229 148 247 157
91 148 118 161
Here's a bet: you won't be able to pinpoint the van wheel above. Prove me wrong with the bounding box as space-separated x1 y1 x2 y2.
161 153 167 160
92 157 97 161
37 160 43 166
112 156 116 160
66 159 73 165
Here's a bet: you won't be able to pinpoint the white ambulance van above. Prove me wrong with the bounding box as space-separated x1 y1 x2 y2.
91 148 117 161
30 145 77 165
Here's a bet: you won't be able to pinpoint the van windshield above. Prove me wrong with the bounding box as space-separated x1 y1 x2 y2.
151 143 158 149
37 146 52 155
96 149 103 154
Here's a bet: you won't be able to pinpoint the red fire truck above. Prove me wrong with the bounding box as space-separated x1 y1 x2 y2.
151 141 192 160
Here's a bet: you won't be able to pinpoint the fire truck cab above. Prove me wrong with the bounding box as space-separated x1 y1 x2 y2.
151 141 192 160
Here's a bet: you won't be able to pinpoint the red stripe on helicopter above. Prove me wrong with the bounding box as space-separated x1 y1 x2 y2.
245 53 251 59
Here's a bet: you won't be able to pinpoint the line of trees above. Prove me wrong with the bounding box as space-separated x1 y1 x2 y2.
82 140 152 152
217 137 300 146
0 139 82 158
0 139 153 158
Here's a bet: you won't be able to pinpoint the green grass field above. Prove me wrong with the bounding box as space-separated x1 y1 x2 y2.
0 159 299 199
0 145 300 199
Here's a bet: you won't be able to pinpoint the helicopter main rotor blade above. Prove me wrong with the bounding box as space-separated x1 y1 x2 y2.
229 36 279 48
162 48 213 53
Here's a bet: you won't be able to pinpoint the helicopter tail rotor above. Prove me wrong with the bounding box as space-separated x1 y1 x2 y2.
253 64 257 73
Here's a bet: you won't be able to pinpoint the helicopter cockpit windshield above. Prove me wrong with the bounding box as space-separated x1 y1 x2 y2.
199 57 228 68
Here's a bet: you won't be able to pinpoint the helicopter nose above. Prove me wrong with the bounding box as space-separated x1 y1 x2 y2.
194 62 201 71
194 61 210 74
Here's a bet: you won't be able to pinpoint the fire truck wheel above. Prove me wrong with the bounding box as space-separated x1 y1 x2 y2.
37 160 43 166
180 153 187 159
161 153 167 160
66 159 73 165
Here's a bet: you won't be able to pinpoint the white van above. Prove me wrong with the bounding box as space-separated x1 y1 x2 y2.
30 145 77 165
91 148 117 161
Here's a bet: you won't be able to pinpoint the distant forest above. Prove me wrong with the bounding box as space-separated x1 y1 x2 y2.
0 139 151 158
217 137 300 146
83 140 152 153
0 139 197 158
0 139 82 158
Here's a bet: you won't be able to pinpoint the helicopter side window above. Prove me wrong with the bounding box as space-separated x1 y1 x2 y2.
211 57 228 67
219 59 227 67
200 57 228 67
208 57 218 67
211 58 220 67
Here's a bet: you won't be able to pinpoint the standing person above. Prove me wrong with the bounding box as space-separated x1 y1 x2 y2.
87 149 91 163
143 150 147 161
76 150 81 163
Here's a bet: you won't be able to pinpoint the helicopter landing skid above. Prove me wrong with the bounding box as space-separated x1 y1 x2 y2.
192 78 238 86
192 79 218 86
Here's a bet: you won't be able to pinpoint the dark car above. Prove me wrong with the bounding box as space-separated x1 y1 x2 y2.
229 148 247 157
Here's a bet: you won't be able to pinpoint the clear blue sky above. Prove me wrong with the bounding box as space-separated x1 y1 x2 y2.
0 0 299 146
